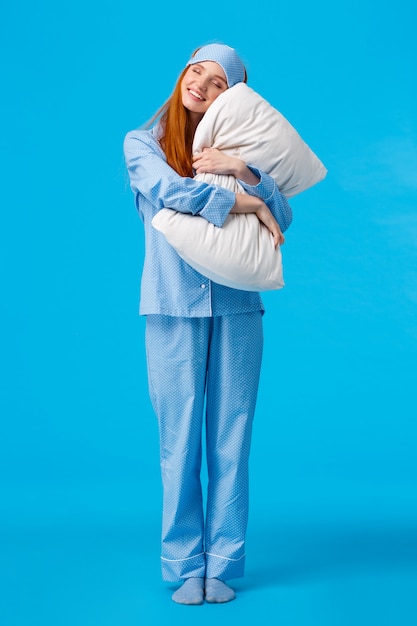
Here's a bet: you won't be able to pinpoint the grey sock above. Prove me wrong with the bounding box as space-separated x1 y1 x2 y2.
172 577 205 605
204 578 236 603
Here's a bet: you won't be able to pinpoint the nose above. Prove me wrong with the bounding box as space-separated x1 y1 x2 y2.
196 76 208 91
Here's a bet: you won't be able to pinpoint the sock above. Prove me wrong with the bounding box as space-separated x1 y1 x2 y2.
172 577 205 605
204 578 236 603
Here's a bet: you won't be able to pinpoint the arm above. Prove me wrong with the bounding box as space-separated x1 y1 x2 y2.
123 130 236 227
192 148 293 233
230 195 284 247
193 148 260 185
238 166 293 233
192 148 292 246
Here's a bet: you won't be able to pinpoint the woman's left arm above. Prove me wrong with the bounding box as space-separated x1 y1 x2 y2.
192 148 293 232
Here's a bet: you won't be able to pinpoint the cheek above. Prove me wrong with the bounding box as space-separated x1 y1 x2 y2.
209 87 227 103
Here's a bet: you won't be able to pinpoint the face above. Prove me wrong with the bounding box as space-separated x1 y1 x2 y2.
181 61 228 122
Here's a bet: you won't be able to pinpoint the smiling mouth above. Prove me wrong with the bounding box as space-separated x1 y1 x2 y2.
188 89 205 101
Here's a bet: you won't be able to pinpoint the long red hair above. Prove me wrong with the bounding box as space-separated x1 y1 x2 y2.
147 67 194 177
146 50 247 178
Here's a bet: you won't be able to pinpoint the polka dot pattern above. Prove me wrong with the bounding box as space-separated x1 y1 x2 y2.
146 313 263 582
123 128 293 318
186 43 246 87
123 124 292 582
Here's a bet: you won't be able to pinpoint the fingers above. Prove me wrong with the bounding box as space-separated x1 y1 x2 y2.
261 221 282 249
192 149 234 176
268 218 285 248
193 148 215 162
192 151 203 167
192 150 212 173
274 230 284 248
256 205 284 248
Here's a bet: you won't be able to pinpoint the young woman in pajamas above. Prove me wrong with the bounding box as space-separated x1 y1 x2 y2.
124 43 293 605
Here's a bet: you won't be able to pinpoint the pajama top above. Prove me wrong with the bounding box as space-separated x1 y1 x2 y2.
123 127 293 317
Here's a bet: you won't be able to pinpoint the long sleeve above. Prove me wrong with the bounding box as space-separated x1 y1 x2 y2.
237 166 293 232
123 129 236 228
123 127 266 317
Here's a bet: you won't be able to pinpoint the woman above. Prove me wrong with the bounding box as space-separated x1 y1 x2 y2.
124 43 293 605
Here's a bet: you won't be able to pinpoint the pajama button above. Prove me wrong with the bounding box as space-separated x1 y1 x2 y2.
201 284 206 289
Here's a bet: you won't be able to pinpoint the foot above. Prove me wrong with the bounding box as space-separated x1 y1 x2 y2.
172 577 205 605
204 578 236 603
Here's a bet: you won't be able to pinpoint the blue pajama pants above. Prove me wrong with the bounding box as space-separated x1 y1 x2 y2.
145 311 263 582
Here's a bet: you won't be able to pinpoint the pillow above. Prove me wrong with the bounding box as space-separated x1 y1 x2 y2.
192 82 327 198
152 83 327 291
152 208 284 292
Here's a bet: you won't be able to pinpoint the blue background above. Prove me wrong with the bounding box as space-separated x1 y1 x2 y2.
1 0 416 624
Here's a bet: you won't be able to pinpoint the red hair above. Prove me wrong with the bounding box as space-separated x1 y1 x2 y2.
146 50 248 178
147 67 194 177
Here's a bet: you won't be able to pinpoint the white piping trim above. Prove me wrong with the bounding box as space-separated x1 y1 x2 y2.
205 552 245 562
161 552 205 563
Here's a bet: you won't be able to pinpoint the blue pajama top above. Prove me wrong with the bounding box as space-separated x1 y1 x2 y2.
123 127 293 317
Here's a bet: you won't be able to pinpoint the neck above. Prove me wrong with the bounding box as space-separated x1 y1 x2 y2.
188 111 204 137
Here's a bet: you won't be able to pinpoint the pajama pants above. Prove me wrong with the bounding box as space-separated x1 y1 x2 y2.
145 311 263 582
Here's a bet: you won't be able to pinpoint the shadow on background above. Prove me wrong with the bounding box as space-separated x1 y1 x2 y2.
244 519 417 589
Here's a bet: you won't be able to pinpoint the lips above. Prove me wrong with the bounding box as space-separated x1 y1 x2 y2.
188 88 205 101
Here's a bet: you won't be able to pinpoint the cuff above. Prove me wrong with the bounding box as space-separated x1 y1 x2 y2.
199 187 236 228
238 166 276 204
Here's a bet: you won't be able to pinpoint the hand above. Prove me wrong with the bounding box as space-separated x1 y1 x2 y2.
192 148 239 176
193 148 261 185
230 195 285 247
192 148 244 177
255 204 285 248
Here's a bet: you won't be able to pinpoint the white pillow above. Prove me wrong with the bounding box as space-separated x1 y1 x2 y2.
152 83 327 291
192 82 327 198
152 208 284 292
